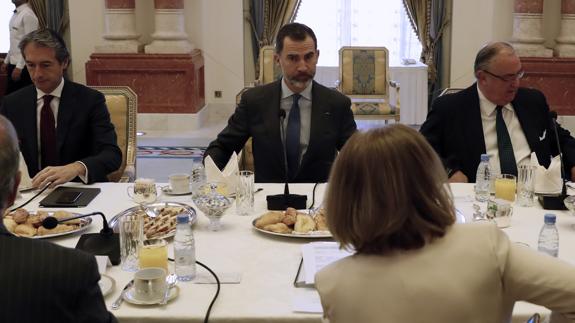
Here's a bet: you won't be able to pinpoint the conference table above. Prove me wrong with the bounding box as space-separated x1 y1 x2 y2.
12 183 575 323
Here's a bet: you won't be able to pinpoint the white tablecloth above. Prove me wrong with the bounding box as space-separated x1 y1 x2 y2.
12 183 575 323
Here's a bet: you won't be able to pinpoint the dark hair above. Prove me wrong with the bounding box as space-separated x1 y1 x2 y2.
275 23 317 54
326 125 455 255
19 28 70 64
474 41 515 74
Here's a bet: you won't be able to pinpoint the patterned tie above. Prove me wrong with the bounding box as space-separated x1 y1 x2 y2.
496 106 517 176
40 95 57 168
286 94 301 180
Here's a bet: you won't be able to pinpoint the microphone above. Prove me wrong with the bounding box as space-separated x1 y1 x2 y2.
266 109 307 210
538 110 568 210
63 212 121 265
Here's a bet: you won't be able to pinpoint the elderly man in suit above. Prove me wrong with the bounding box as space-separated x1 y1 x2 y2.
420 41 575 183
204 23 357 183
0 29 122 189
0 115 117 323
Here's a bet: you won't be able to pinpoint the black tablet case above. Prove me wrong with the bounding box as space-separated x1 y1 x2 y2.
39 186 101 207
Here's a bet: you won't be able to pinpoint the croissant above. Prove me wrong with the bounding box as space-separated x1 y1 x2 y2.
294 214 316 233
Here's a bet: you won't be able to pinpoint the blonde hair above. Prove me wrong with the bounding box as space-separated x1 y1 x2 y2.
325 124 455 254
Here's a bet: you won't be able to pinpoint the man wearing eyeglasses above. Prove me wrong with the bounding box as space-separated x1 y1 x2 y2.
420 41 575 183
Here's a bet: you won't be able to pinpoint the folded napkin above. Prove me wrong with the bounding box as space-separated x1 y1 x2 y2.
17 151 33 192
532 152 563 195
204 152 239 194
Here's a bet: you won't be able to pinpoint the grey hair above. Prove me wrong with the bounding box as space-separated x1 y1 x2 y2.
0 116 20 211
19 29 70 64
474 41 516 74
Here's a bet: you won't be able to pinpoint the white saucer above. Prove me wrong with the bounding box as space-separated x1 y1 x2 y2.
162 186 192 196
98 274 115 297
123 286 179 305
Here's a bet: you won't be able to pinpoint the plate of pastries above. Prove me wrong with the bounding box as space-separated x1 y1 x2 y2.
252 207 331 238
3 208 92 238
109 202 197 240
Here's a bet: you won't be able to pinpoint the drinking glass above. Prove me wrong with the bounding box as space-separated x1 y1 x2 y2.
236 171 255 216
495 174 516 202
517 165 535 207
127 178 159 205
138 238 168 273
119 213 143 272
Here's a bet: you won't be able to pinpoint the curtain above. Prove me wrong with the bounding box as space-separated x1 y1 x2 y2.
27 0 68 34
28 0 47 29
248 0 302 79
403 0 449 108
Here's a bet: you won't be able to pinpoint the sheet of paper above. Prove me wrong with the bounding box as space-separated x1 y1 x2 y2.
292 288 323 313
301 242 352 285
95 255 111 274
193 272 241 284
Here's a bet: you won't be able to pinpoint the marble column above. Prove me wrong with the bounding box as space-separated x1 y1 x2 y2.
555 0 575 57
95 0 141 53
145 0 194 54
510 0 552 57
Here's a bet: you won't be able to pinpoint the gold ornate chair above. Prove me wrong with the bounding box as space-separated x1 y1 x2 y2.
90 86 137 182
338 46 400 122
257 45 282 85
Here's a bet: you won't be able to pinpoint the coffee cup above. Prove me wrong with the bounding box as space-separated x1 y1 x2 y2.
169 173 191 194
133 267 167 302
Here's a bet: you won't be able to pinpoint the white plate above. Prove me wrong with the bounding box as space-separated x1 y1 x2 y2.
123 285 179 305
98 274 115 297
4 211 93 239
251 211 332 239
162 186 192 196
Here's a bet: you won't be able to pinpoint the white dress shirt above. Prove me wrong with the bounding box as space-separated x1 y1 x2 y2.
280 79 313 162
36 79 88 182
478 85 531 175
4 3 38 69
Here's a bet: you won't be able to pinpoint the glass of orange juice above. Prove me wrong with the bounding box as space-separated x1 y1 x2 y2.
495 174 517 202
138 238 168 272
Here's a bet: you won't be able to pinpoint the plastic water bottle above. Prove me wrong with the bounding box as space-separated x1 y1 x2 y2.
174 213 196 281
475 154 492 202
537 214 559 257
191 160 206 192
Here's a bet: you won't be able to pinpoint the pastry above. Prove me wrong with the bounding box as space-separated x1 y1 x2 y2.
11 208 29 224
14 224 37 237
294 214 316 233
37 224 74 236
3 217 17 233
25 214 45 228
282 208 297 226
263 222 292 234
255 211 284 228
314 209 328 231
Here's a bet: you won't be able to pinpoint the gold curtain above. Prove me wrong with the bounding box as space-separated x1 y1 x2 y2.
261 0 302 46
28 0 47 29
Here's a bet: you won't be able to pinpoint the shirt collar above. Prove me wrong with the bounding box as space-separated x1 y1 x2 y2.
477 84 512 116
281 77 312 101
37 78 65 100
15 3 29 13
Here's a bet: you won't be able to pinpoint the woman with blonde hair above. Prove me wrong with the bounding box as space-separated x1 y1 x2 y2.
316 124 575 323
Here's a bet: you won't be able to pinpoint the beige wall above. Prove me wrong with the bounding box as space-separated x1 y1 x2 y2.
450 0 561 88
68 0 244 105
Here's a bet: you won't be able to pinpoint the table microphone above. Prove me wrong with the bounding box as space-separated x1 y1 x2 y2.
45 211 122 265
538 111 568 210
266 109 307 210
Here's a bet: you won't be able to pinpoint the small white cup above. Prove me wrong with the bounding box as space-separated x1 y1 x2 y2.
169 173 191 194
133 267 167 302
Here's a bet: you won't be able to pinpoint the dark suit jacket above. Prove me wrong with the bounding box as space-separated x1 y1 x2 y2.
0 81 122 183
0 225 117 323
204 80 357 183
420 84 575 182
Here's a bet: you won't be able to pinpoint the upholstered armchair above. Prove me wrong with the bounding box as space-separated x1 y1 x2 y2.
90 86 137 182
338 46 400 122
257 45 282 85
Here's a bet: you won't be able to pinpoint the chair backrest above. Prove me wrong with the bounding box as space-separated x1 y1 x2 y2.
90 86 137 182
339 46 390 98
258 45 282 85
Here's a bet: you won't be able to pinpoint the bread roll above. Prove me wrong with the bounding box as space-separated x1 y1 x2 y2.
11 208 29 224
3 217 17 233
14 224 37 237
255 211 284 228
263 223 292 234
294 214 316 233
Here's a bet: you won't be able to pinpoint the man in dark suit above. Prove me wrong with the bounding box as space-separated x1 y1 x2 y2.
0 115 117 323
0 29 121 188
420 41 575 183
204 23 356 183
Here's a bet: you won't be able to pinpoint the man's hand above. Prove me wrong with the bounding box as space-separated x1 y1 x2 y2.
570 166 575 182
32 162 86 189
448 170 469 183
11 68 22 81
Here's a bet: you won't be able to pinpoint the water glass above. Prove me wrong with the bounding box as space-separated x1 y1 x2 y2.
486 198 513 228
495 174 517 202
120 213 143 272
236 171 255 216
191 160 206 192
517 165 535 207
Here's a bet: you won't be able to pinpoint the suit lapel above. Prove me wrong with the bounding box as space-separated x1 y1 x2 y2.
56 81 74 156
21 87 40 174
512 94 540 152
263 81 285 169
464 85 487 158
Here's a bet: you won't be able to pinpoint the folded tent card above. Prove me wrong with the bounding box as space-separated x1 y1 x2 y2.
204 152 239 194
532 152 563 195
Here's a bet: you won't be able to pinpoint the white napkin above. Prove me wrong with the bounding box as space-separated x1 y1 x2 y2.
204 152 239 194
532 152 563 194
17 151 33 192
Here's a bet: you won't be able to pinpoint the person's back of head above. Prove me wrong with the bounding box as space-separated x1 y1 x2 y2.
326 124 455 254
0 115 21 213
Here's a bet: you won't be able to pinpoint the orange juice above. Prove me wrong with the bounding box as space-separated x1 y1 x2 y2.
138 240 168 272
495 175 516 202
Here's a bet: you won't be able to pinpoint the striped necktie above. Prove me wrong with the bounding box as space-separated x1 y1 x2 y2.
496 105 517 176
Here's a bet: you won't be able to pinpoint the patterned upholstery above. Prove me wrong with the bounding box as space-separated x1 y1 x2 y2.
338 46 400 121
90 86 137 182
258 45 282 85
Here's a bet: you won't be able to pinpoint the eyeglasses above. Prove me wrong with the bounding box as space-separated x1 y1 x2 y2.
482 69 524 82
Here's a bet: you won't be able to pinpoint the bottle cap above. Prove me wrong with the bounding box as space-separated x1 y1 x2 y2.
544 214 556 224
177 213 190 224
480 154 489 162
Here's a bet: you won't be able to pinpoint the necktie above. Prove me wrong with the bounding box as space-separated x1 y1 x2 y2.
40 95 57 168
496 106 517 176
286 94 301 180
